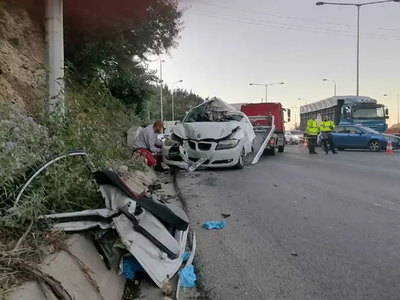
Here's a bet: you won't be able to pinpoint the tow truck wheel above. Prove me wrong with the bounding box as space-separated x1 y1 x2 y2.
235 148 246 169
278 145 285 153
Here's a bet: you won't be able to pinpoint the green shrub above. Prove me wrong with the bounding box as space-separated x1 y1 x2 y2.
0 81 146 227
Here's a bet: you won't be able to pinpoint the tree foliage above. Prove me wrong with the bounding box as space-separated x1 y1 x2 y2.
63 0 183 110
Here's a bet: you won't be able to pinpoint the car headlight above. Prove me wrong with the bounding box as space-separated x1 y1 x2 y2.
164 139 180 147
164 133 181 147
216 139 239 150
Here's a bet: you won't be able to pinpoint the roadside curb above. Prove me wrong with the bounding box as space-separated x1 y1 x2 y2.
173 171 189 214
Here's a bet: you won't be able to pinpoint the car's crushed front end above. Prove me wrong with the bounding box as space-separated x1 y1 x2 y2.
162 99 255 170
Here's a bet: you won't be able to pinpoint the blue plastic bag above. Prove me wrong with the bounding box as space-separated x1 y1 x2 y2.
122 256 144 280
180 265 197 288
182 251 191 262
203 221 225 230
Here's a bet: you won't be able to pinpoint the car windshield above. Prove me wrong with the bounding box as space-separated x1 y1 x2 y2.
353 107 384 119
183 100 243 123
359 126 379 134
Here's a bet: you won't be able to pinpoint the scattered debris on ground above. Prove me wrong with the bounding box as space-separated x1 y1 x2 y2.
2 151 198 300
203 221 226 230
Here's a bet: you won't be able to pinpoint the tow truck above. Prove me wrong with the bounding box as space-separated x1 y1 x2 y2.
236 103 291 163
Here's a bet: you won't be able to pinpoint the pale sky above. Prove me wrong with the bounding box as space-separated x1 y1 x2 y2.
149 0 400 127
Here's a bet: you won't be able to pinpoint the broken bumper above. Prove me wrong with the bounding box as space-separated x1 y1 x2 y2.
163 140 243 169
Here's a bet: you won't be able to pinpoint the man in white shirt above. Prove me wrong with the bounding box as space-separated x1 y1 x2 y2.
134 120 164 167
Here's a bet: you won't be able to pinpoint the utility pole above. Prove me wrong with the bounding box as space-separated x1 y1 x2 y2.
46 0 65 117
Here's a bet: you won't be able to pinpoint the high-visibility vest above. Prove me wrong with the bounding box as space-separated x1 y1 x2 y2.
307 119 318 136
320 120 335 132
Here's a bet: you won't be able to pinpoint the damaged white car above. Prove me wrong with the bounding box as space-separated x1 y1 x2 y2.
162 99 256 170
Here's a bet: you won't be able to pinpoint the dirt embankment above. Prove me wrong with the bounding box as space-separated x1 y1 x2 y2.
0 0 46 115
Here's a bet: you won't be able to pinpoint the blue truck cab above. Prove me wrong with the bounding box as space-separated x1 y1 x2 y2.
300 96 389 133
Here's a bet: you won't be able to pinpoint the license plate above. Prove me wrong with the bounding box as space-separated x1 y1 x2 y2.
187 156 208 172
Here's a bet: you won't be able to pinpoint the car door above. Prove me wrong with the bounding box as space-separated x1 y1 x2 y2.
345 126 369 148
331 126 348 147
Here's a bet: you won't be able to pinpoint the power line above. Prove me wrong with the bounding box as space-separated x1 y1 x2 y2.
189 8 400 39
181 0 400 32
188 11 400 41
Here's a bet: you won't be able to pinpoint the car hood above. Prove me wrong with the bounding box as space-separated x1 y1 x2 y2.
380 133 400 141
173 122 242 140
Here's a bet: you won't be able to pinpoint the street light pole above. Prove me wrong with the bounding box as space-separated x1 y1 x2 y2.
249 82 285 102
356 5 360 96
316 0 399 96
323 78 337 96
171 79 183 121
298 98 307 105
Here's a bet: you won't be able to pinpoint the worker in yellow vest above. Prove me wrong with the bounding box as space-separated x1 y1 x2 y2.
319 115 338 154
306 117 318 154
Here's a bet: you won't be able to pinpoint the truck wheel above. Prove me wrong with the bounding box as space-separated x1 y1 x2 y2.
235 148 246 169
278 145 285 153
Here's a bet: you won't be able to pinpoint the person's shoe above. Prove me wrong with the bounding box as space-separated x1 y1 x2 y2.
313 152 318 154
325 152 329 154
333 152 338 154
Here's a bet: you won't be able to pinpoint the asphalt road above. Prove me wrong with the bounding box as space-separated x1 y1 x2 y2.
176 146 400 300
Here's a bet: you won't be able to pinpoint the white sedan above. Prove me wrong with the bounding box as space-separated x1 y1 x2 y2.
162 100 255 170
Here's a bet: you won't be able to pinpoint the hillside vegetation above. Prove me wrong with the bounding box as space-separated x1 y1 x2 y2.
0 0 223 296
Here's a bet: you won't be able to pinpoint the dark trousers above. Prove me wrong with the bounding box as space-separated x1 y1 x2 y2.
322 133 336 154
308 136 317 153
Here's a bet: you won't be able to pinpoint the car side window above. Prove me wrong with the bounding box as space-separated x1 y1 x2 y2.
346 127 362 134
333 126 345 133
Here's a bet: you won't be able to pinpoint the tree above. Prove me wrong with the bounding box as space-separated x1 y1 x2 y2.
63 0 183 112
64 0 183 78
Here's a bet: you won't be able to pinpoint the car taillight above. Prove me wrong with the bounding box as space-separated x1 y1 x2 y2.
269 139 275 145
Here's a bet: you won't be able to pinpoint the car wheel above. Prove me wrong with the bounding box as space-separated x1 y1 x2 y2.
369 140 382 152
234 148 246 169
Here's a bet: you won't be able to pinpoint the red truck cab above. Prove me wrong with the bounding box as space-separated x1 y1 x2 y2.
240 102 291 153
